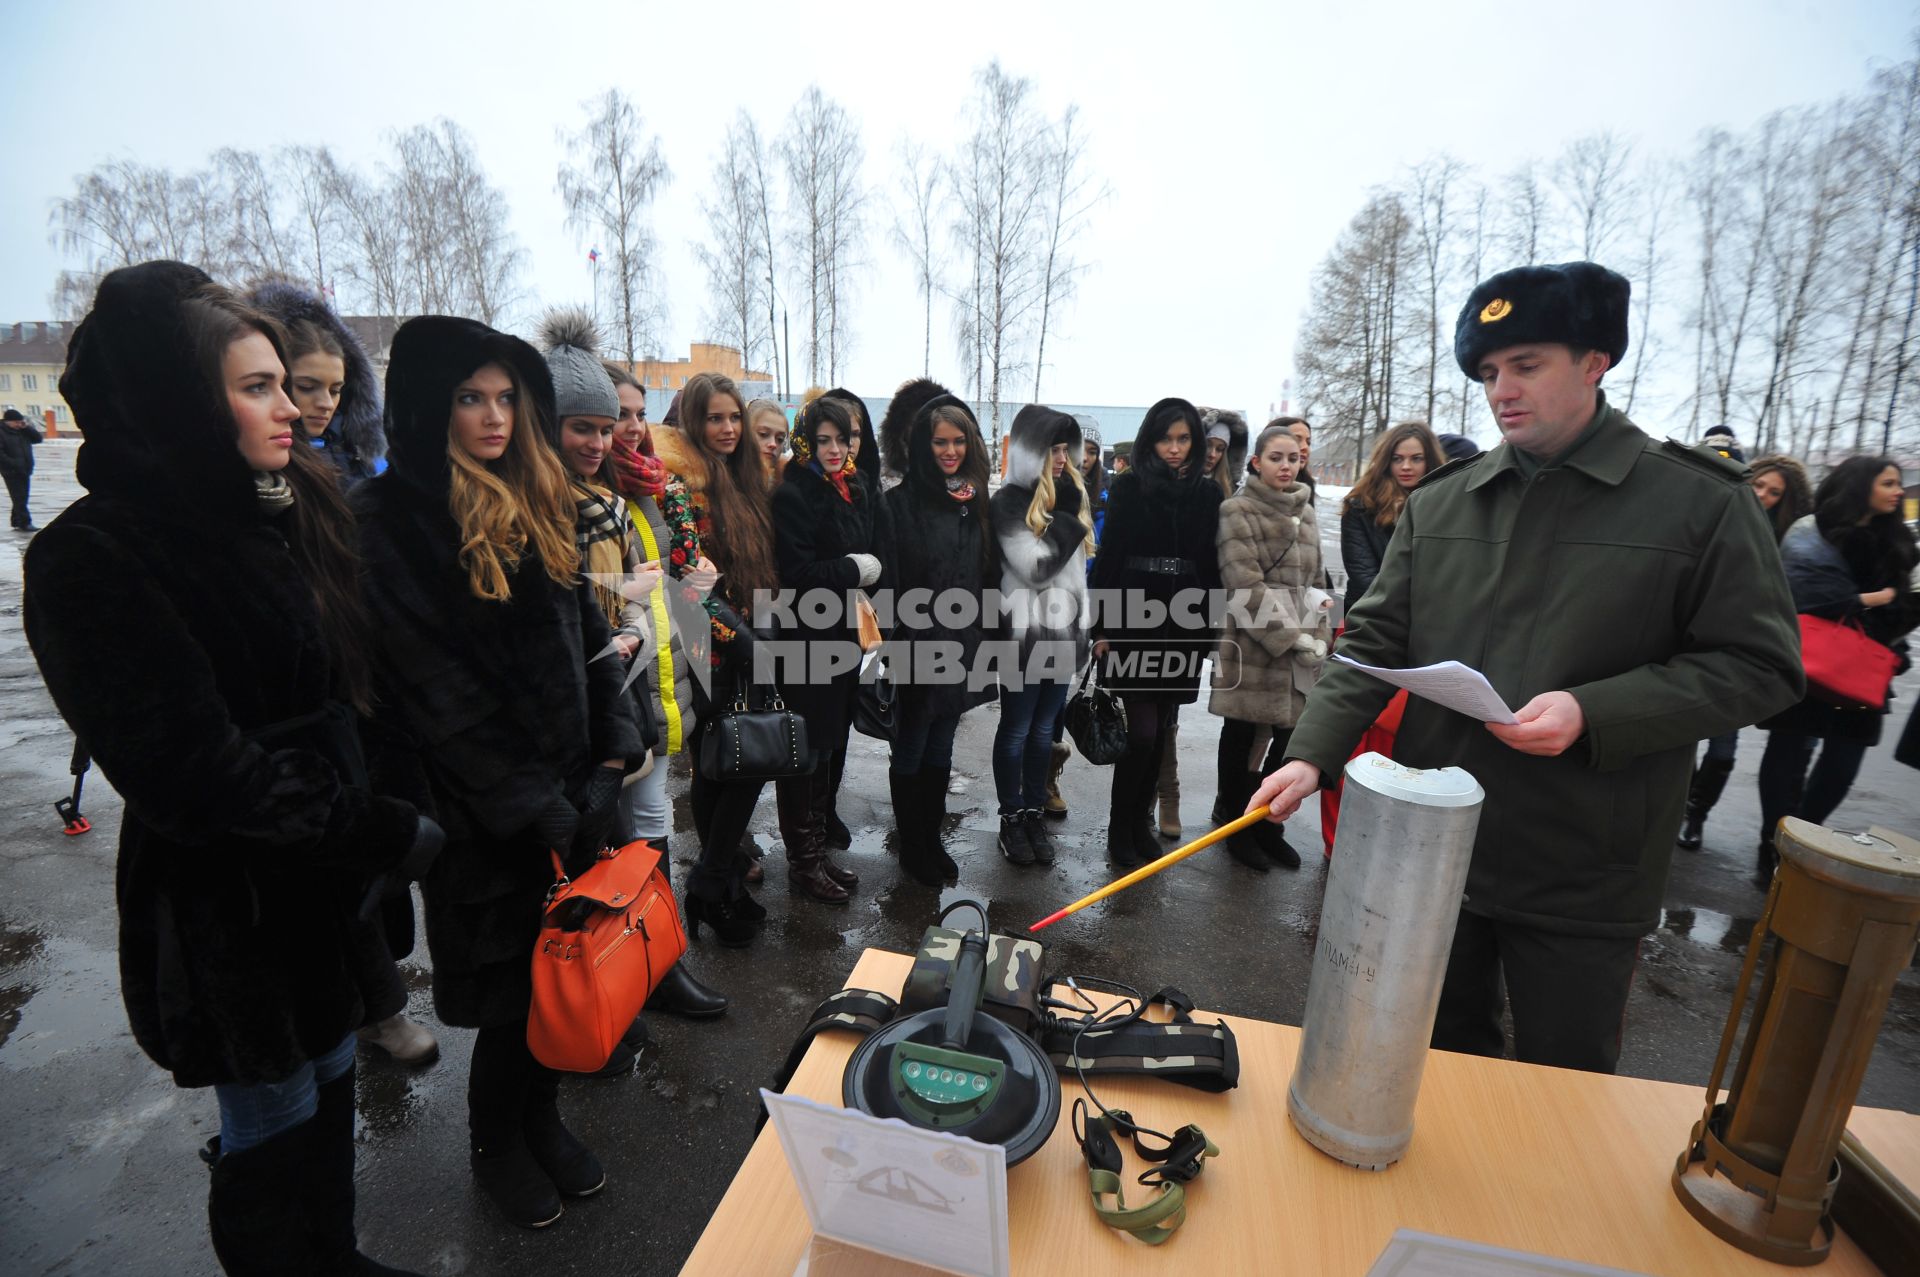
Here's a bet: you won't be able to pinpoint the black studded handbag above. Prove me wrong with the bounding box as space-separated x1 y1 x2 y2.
697 675 813 782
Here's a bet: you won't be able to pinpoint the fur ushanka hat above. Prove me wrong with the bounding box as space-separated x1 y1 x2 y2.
1454 261 1630 379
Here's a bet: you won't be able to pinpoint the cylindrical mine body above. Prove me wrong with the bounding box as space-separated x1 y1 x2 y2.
1287 752 1484 1170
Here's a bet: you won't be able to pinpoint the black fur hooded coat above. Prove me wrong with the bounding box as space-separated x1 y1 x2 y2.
245 279 386 488
23 262 424 1088
879 391 999 719
1088 398 1224 702
352 316 643 1029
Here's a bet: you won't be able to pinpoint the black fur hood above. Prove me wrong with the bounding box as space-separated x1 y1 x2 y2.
245 278 386 465
381 315 552 504
1004 403 1082 490
879 376 952 481
62 260 258 524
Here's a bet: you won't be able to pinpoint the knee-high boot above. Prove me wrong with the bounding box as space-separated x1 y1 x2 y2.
468 1025 562 1229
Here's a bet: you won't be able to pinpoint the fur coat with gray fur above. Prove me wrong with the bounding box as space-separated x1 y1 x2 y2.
990 405 1091 682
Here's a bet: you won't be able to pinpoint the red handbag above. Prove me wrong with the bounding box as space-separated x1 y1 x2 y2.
527 838 687 1072
1797 614 1898 710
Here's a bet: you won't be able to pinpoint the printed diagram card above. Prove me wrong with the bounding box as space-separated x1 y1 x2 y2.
761 1089 1010 1277
1367 1229 1651 1276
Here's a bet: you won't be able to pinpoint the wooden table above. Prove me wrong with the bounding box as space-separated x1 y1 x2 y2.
681 949 1920 1276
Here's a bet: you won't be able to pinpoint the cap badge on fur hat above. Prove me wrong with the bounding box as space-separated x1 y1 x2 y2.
1479 298 1512 323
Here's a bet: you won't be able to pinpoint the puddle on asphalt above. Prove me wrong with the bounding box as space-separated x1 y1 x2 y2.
0 927 121 1069
1659 907 1762 955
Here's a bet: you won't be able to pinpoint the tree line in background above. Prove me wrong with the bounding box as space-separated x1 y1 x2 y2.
46 61 1102 443
1296 38 1920 482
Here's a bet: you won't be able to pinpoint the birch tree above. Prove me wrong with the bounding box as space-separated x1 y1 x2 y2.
558 89 671 364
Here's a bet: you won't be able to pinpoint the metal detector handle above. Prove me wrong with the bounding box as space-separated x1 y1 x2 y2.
940 931 990 1051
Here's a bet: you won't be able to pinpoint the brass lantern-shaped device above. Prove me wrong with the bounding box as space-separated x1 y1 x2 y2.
1673 819 1920 1265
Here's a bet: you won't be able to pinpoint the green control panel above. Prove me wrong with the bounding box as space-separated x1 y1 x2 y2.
890 1042 1004 1127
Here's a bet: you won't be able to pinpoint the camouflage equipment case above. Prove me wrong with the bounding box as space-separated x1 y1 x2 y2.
902 926 1046 1034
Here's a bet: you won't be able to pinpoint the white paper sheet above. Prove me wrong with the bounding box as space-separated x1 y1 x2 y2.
1331 655 1521 724
1367 1229 1651 1276
761 1089 1010 1277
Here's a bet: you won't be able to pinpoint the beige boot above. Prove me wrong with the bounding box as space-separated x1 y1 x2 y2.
1043 741 1071 819
356 1012 440 1066
1156 721 1181 838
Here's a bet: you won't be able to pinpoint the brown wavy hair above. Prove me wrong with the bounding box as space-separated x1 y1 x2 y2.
1343 420 1443 528
445 359 580 602
682 372 776 615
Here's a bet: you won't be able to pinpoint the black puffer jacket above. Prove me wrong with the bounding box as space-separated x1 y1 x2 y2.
772 455 881 742
1339 500 1395 605
23 261 423 1087
353 316 643 1028
880 392 998 718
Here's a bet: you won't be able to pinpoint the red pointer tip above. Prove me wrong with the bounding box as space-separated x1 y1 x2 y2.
1029 908 1069 932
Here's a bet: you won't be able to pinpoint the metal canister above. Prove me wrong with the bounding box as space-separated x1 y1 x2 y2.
1287 752 1484 1170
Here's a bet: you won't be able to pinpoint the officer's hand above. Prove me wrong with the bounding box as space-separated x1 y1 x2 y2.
1252 760 1321 822
1487 690 1586 756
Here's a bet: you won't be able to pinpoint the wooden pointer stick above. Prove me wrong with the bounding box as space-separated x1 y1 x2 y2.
1029 807 1273 932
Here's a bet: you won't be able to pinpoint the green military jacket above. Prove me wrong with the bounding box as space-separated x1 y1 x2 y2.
1286 395 1802 937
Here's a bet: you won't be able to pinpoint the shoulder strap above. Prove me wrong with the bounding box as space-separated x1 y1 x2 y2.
1041 987 1241 1093
757 987 902 1130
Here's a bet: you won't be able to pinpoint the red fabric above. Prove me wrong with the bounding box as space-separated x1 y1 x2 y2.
608 437 666 500
1318 689 1408 859
823 465 853 504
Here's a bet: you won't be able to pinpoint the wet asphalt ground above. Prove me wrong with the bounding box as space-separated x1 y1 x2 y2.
1 441 1916 1275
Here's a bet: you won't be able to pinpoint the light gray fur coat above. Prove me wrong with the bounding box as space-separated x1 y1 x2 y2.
990 405 1093 683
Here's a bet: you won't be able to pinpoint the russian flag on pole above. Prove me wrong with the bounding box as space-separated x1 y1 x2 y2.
588 247 600 265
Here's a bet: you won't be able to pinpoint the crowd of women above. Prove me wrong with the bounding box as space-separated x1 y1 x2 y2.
17 261 1916 1272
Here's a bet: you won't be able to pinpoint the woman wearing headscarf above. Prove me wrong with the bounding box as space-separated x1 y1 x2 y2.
880 384 998 885
771 395 881 902
1088 398 1224 868
1754 456 1917 886
353 314 644 1229
25 262 438 1274
990 404 1094 864
652 372 781 942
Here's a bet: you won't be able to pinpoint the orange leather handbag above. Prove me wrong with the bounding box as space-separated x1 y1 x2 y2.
527 838 687 1072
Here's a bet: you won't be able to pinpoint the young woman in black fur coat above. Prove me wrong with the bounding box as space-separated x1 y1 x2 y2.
771 396 882 903
24 262 440 1275
1088 398 1224 868
880 386 998 885
352 315 645 1230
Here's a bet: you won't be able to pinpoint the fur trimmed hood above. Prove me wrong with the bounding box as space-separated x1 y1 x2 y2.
879 377 952 481
382 315 551 502
1198 406 1249 493
245 278 385 465
1004 404 1082 489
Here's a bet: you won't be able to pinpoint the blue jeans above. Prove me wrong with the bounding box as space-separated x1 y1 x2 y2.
993 681 1069 813
892 706 961 775
213 1032 356 1156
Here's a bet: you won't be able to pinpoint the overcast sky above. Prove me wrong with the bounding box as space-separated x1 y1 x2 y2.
6 0 1913 437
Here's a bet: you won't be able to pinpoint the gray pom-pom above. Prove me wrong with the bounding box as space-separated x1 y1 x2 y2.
538 306 604 356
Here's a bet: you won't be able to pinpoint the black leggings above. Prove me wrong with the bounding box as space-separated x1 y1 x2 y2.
1216 719 1291 798
1757 730 1870 844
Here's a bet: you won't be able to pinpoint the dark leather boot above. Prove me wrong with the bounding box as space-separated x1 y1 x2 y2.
1044 741 1071 819
778 772 849 903
1753 839 1779 890
523 1066 606 1198
824 746 853 849
1213 798 1268 871
1021 810 1056 864
648 962 729 1019
1107 749 1149 869
1678 757 1734 851
809 763 858 890
998 811 1035 864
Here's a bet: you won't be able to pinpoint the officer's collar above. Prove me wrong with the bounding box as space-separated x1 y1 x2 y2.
1467 393 1640 491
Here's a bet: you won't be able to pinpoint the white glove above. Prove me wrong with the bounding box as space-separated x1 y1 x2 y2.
1293 633 1329 660
848 553 881 587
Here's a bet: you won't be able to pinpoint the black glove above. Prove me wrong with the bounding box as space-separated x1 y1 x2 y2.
567 766 624 876
529 792 580 860
355 813 445 922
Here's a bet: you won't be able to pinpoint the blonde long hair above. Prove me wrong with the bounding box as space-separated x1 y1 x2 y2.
1025 449 1096 556
446 362 580 601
